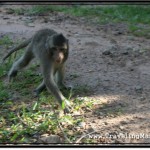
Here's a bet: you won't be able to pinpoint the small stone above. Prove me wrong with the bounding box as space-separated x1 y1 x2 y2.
122 51 129 55
27 23 35 27
104 122 108 125
3 16 9 20
119 126 124 130
96 27 101 31
99 112 104 116
110 114 114 117
67 34 71 37
111 46 118 51
140 97 145 101
43 18 48 23
102 122 108 125
92 120 97 123
130 68 134 71
41 134 49 137
135 86 143 93
120 121 128 125
126 47 133 51
38 135 62 143
127 36 134 40
73 111 81 116
78 122 86 128
87 127 95 133
114 31 123 35
75 127 81 131
98 116 103 119
102 50 111 55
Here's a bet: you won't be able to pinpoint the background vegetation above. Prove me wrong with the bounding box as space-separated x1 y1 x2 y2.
13 5 150 38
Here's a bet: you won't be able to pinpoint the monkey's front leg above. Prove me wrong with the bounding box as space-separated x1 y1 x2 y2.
45 77 71 113
56 65 73 90
41 61 71 113
34 80 46 97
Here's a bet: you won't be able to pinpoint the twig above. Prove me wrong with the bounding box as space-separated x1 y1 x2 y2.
17 109 28 127
75 130 98 143
51 107 72 143
58 121 72 143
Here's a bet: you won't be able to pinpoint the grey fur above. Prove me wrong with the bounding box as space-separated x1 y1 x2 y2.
6 28 70 113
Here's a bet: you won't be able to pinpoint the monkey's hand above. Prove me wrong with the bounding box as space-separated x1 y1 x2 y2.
59 83 74 91
65 84 74 90
63 99 72 114
8 70 18 82
33 89 41 98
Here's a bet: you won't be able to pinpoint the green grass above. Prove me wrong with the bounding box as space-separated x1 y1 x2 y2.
0 58 95 143
16 5 150 38
0 82 9 101
12 5 150 25
3 5 149 141
56 5 149 25
0 35 13 45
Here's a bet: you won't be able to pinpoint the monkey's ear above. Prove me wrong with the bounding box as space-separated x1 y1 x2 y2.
59 33 64 37
45 36 54 50
66 39 69 45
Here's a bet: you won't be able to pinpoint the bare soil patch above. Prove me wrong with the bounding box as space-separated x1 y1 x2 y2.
0 5 150 144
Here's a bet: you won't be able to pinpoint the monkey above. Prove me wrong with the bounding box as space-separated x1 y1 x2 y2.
3 28 71 113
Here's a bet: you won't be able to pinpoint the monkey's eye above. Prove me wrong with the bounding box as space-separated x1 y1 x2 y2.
60 48 67 52
52 47 57 51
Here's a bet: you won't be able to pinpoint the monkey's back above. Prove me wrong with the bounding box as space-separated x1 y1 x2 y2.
31 28 57 57
33 28 57 43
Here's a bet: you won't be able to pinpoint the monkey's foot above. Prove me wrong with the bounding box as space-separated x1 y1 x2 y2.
8 70 18 82
64 107 71 114
33 89 40 98
63 99 72 114
66 85 74 90
60 84 74 91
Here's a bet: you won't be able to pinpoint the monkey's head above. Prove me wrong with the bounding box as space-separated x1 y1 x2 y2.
46 33 69 64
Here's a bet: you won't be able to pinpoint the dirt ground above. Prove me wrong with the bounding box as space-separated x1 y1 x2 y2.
0 5 150 144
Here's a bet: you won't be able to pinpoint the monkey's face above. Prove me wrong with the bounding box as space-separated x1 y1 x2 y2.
46 33 69 64
51 44 68 64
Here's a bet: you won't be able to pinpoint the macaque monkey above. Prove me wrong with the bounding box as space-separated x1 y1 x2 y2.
3 28 71 113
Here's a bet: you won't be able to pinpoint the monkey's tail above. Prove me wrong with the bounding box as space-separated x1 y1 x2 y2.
2 38 31 63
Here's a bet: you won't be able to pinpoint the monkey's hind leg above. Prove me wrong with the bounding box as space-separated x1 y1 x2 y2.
55 67 73 90
8 45 34 82
34 80 46 97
